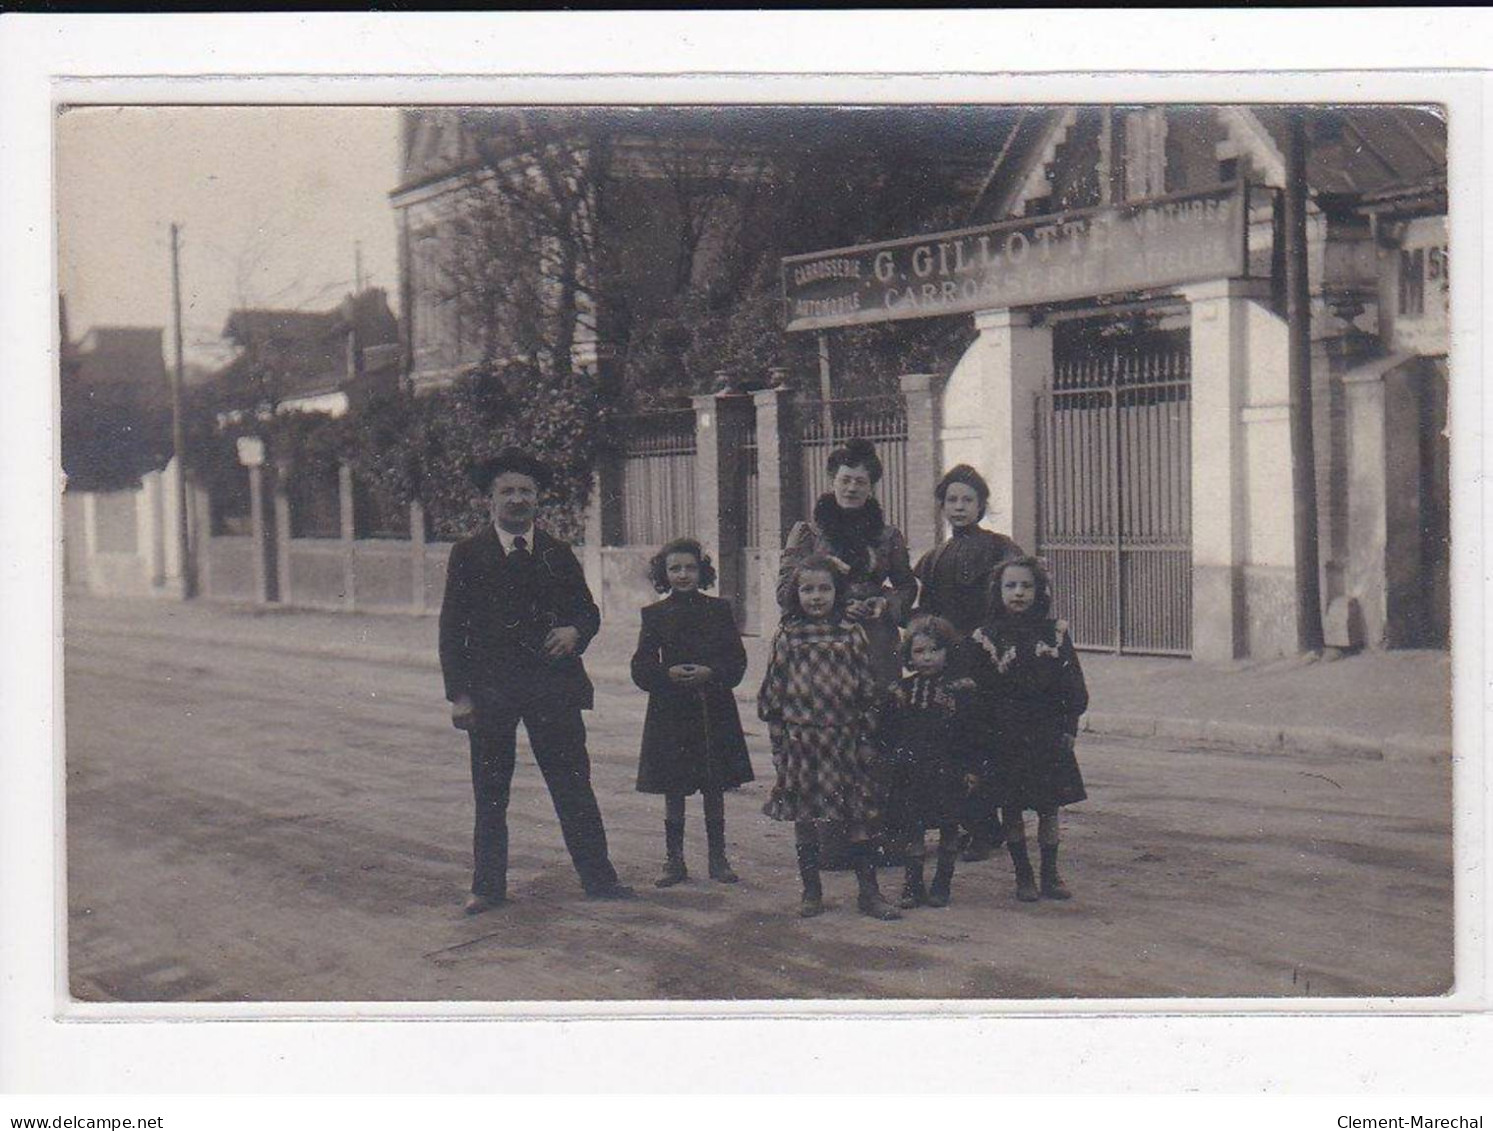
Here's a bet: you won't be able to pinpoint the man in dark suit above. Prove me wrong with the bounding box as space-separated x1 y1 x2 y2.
439 448 633 913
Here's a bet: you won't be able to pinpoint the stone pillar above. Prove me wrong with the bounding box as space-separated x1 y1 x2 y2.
1342 365 1389 648
339 462 357 611
140 469 165 589
81 493 100 593
273 468 292 607
898 372 945 560
194 483 213 599
1181 278 1274 661
968 309 1051 555
584 455 624 618
248 465 271 605
752 385 801 638
693 392 753 627
1343 356 1432 650
409 499 428 613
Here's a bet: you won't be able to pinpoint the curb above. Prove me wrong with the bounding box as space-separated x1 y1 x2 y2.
1083 712 1449 763
76 619 1451 764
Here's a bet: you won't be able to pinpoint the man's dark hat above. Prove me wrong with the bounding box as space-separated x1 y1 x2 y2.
471 447 553 493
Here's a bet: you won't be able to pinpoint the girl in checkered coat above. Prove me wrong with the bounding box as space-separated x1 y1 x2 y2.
758 554 900 920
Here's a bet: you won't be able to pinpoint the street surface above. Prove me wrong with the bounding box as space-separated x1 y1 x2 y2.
64 611 1453 1003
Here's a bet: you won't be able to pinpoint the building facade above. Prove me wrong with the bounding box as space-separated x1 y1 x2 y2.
382 105 1448 659
920 106 1447 658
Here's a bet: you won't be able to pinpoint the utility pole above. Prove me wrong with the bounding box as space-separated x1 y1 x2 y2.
355 241 365 293
816 331 834 442
169 223 197 598
1285 111 1323 653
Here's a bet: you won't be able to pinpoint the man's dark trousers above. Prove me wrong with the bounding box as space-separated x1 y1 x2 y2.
441 523 618 899
467 699 618 898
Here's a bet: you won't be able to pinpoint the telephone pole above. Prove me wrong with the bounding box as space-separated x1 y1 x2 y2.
170 223 196 599
816 332 834 442
1285 111 1323 653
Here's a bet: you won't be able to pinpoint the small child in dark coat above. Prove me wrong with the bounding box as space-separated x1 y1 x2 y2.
961 556 1089 903
878 614 977 909
631 538 753 887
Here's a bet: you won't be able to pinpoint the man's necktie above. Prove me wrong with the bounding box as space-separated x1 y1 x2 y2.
512 535 529 559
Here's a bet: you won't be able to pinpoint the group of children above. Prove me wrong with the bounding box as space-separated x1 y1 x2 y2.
628 521 1088 922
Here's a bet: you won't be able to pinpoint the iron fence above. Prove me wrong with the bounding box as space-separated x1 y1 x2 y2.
617 409 697 547
1036 337 1192 655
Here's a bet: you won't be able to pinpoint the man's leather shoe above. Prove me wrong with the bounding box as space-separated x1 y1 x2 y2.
463 893 506 915
583 881 636 901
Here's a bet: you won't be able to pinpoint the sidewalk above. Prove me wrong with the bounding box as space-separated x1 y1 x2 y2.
65 593 1454 762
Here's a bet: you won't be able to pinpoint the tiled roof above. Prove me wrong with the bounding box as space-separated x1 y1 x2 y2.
1250 105 1446 195
71 326 169 407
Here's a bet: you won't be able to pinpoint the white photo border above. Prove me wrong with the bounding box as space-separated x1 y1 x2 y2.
3 9 1490 1095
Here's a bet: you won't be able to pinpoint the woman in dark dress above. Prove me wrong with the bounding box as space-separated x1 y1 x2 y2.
631 538 753 887
913 464 1024 635
777 437 916 692
913 464 1024 862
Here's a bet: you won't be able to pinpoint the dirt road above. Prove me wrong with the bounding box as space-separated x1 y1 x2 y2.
63 613 1453 1004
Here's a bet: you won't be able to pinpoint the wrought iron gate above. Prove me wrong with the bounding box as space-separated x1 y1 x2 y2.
1036 329 1192 655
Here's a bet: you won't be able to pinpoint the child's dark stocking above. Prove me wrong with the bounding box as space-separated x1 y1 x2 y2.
1004 807 1039 902
794 819 824 917
1037 808 1071 900
703 789 738 883
899 827 928 910
928 823 959 907
851 836 901 920
656 793 688 888
961 776 995 862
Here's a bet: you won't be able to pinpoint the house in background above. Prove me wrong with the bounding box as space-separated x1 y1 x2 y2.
215 286 402 417
60 306 188 597
62 287 405 601
910 105 1448 657
389 106 1015 396
390 105 1450 657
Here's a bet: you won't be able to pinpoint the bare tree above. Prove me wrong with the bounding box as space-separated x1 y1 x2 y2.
428 108 784 407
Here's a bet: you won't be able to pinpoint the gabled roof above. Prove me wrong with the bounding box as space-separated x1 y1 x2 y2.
70 326 169 405
1251 105 1446 195
966 104 1447 225
215 288 399 404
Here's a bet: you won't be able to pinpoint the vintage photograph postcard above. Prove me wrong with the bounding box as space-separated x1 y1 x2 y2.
4 9 1490 1102
54 96 1458 1005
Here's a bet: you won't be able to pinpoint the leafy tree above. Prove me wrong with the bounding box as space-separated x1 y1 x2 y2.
59 385 172 492
59 324 173 493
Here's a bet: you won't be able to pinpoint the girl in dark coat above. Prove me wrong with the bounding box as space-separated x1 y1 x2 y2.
631 538 753 887
879 614 977 909
961 556 1089 903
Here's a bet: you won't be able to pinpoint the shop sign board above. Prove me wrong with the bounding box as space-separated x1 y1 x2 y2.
782 184 1248 331
1389 214 1449 357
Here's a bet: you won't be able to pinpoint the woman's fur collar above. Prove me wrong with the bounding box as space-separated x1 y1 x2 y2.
813 492 885 544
